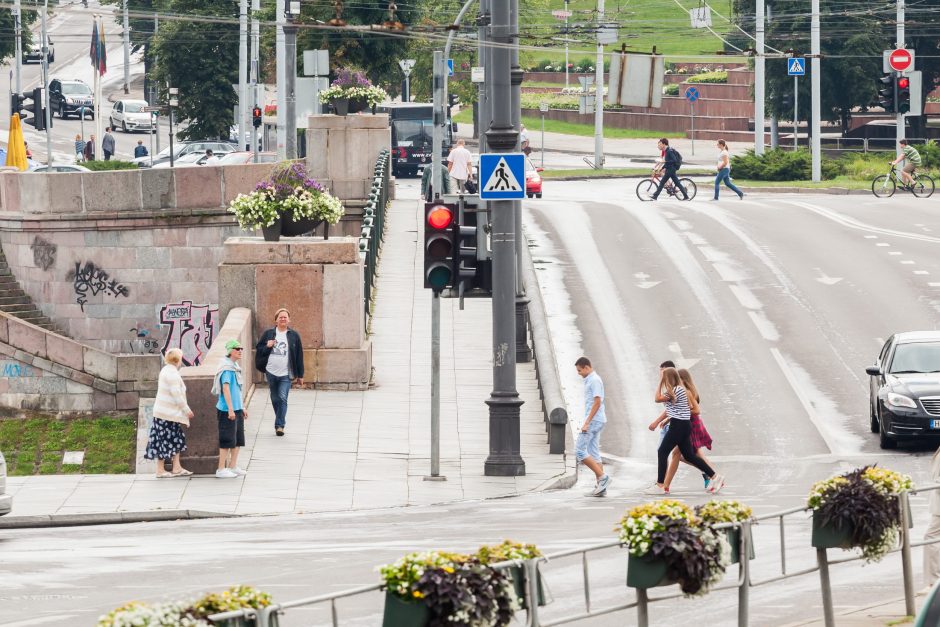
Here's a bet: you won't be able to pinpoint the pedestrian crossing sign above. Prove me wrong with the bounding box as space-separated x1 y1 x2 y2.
479 153 526 200
787 58 805 76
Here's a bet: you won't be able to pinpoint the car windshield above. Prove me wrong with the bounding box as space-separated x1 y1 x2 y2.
124 102 147 112
61 83 92 96
889 342 940 374
392 120 433 146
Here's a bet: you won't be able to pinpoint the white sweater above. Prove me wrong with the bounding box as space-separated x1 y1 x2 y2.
152 364 192 426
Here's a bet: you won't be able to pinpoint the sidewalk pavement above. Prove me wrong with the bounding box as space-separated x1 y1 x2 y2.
3 183 573 523
782 591 928 626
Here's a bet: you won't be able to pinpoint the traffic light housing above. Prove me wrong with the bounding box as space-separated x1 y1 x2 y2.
897 75 911 114
900 71 923 117
424 202 456 292
877 73 895 113
252 106 263 128
11 88 46 130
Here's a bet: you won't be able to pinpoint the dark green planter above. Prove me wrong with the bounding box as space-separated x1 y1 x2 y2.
508 565 548 608
725 527 756 564
260 217 282 242
211 613 276 627
382 593 430 627
626 553 676 589
811 513 856 550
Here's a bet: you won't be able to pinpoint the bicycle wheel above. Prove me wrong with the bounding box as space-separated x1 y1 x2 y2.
679 178 697 200
912 174 935 198
871 175 895 198
636 179 657 201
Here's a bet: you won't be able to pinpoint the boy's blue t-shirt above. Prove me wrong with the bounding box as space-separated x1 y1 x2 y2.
216 370 244 412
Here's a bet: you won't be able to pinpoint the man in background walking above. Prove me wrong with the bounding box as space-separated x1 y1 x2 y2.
102 128 116 161
575 356 611 496
446 139 473 193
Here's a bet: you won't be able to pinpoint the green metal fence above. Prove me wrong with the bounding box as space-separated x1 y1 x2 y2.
359 149 390 324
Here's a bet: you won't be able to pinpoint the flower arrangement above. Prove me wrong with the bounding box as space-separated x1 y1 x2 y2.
379 551 518 626
228 161 344 232
618 499 730 596
807 465 913 562
696 500 754 524
476 540 543 564
97 586 272 627
318 68 388 108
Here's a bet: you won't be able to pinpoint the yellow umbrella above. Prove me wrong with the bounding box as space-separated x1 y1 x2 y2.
5 114 28 171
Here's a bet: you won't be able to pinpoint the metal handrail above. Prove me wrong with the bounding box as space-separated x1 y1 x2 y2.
359 149 390 326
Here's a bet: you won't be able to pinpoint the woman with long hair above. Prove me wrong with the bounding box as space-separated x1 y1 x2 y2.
662 368 714 491
644 367 724 495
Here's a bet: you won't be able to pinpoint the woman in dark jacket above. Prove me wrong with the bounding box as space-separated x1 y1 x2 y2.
255 308 304 436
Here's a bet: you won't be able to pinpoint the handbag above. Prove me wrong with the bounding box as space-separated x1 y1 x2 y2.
464 178 478 194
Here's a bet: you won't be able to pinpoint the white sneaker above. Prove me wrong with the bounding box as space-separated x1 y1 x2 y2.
708 474 726 494
230 466 247 476
643 483 667 496
215 468 237 478
595 474 612 494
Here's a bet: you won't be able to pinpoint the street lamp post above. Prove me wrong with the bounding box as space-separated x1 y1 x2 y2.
168 87 178 168
41 0 51 166
539 102 548 168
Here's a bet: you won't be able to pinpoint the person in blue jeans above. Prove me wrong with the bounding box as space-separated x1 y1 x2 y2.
712 139 744 201
255 308 304 436
575 357 612 497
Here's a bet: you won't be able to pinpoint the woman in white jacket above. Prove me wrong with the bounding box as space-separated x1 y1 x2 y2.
925 448 940 587
145 348 194 477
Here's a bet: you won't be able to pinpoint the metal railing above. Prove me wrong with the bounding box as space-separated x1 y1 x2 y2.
208 486 940 627
359 149 390 325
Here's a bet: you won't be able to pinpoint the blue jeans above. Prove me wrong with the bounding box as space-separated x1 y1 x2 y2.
575 420 605 463
714 168 743 199
265 373 292 429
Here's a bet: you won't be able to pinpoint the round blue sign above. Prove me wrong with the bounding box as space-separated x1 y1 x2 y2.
685 87 700 103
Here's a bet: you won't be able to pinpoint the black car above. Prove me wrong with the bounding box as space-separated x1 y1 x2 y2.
23 38 54 64
49 79 94 119
867 331 940 449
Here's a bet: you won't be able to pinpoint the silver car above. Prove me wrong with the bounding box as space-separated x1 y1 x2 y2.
0 451 11 516
110 99 156 133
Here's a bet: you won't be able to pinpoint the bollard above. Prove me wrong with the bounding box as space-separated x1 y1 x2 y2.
900 491 916 616
817 548 835 627
525 559 541 627
738 521 750 627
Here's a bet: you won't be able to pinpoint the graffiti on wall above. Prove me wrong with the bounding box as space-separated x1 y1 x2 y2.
159 301 220 366
30 236 57 271
1 361 36 377
65 261 130 312
126 323 161 355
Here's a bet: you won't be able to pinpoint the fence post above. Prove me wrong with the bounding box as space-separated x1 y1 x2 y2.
817 548 835 627
901 491 916 617
525 559 541 627
738 521 750 627
636 588 649 627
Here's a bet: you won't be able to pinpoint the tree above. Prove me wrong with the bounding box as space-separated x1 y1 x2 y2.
149 0 238 140
98 0 170 102
0 5 38 67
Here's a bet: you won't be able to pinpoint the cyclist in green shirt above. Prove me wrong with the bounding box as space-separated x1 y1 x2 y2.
891 139 922 187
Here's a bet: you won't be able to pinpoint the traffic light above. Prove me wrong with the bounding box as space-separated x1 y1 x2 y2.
877 73 895 113
897 75 911 114
448 93 459 108
11 88 46 130
424 202 456 292
455 216 478 299
906 71 923 116
252 106 262 128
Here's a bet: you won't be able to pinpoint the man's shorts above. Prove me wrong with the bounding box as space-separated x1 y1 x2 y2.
903 163 917 175
218 409 245 448
576 420 605 463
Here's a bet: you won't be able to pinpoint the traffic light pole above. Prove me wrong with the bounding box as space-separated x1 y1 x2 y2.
509 0 531 364
810 0 821 182
432 51 444 199
754 0 765 155
41 0 51 165
426 290 445 481
896 0 905 144
13 0 21 96
484 0 525 477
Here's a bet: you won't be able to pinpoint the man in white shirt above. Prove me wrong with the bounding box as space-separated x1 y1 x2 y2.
446 139 473 193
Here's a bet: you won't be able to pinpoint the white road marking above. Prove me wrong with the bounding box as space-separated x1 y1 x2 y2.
686 232 707 245
814 268 843 286
865 235 878 239
729 284 762 309
668 342 700 370
748 311 780 341
636 281 661 289
914 271 930 275
789 201 940 245
889 251 903 256
901 260 916 265
712 262 745 282
929 283 940 288
876 243 891 247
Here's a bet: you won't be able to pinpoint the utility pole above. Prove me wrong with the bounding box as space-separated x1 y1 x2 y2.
484 0 525 478
896 0 905 144
593 0 605 169
510 0 530 364
564 0 570 89
754 0 765 154
478 0 490 153
13 0 21 96
284 12 298 159
154 13 160 155
432 51 444 198
238 0 248 151
810 0 821 181
41 0 51 165
275 0 286 159
122 0 130 94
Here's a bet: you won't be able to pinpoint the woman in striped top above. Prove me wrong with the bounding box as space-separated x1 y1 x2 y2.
145 348 194 477
644 367 724 495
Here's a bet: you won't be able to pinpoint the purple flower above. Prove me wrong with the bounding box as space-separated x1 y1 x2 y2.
331 67 372 88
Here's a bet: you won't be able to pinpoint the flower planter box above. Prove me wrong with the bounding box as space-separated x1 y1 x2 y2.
626 553 677 589
212 613 278 627
280 216 326 238
725 527 756 564
382 593 430 627
811 513 855 550
508 565 549 608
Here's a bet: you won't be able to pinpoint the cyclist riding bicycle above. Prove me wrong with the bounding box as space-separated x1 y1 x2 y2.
651 138 689 201
890 139 921 188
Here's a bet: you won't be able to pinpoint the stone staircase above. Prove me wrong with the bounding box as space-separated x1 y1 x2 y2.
0 247 63 334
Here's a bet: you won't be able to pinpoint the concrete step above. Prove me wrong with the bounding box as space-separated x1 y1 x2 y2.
0 304 37 313
0 275 16 285
0 295 27 305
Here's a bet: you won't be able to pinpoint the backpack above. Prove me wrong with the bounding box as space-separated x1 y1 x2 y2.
669 147 683 170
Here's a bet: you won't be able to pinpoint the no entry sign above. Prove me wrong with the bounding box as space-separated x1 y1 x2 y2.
888 48 913 72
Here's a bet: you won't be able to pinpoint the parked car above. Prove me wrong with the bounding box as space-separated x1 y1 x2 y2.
23 38 54 64
525 157 543 198
212 151 277 165
151 152 219 169
867 331 940 449
31 164 91 173
110 100 156 133
0 451 11 516
134 141 237 168
49 78 94 119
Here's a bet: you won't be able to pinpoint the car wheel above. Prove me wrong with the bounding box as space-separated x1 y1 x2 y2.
869 402 879 433
122 121 128 133
879 412 898 449
59 103 67 119
536 192 542 198
527 193 533 198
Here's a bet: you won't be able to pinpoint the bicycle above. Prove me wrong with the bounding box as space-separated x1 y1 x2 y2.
872 165 935 198
636 169 698 201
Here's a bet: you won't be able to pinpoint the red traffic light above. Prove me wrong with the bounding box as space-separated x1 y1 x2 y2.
427 205 453 230
898 77 910 89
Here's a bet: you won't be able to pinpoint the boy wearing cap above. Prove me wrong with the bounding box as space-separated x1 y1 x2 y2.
212 339 249 478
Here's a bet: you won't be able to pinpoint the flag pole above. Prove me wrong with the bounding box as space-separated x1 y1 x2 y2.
95 16 103 155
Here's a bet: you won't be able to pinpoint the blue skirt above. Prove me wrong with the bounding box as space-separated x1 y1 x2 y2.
145 418 187 460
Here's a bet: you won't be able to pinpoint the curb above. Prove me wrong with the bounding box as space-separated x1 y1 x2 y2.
0 509 237 529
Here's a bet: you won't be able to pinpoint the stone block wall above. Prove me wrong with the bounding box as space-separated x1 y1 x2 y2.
306 114 390 202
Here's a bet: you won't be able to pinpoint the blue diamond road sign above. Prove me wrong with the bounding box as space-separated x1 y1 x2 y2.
479 153 526 200
685 87 699 103
787 58 805 76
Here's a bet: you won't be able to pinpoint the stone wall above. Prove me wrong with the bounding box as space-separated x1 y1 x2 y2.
306 114 391 202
